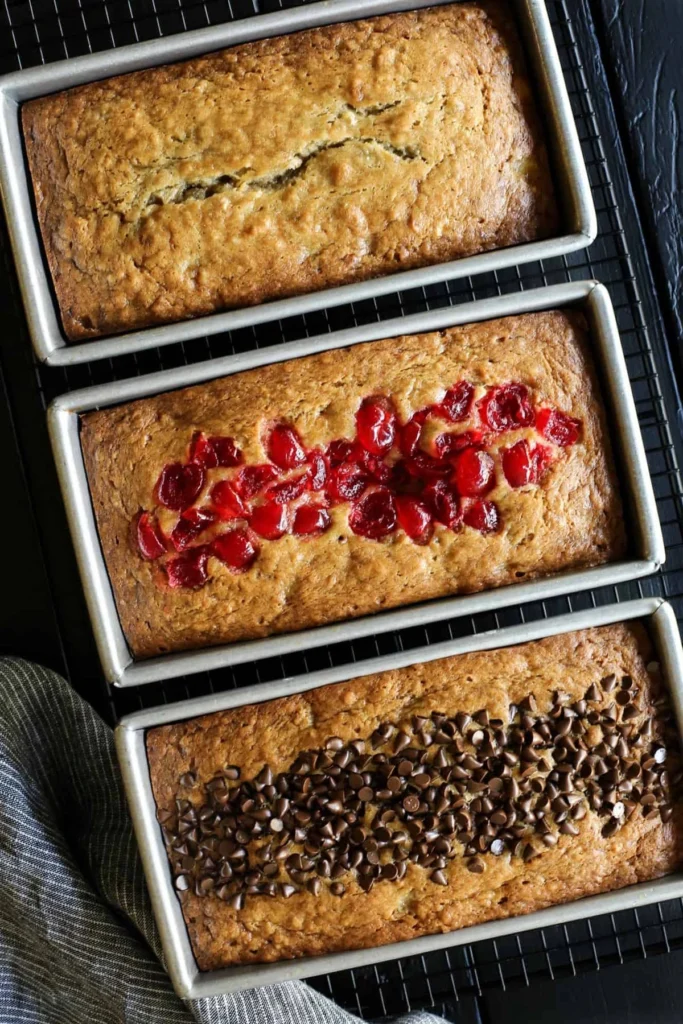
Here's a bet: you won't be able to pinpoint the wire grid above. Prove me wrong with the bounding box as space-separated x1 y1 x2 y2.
2 0 683 1018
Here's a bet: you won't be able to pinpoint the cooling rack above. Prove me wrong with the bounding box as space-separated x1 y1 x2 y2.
1 0 683 1018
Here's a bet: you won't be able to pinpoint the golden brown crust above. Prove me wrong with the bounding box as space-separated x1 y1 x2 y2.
80 310 626 659
22 3 559 341
146 622 683 970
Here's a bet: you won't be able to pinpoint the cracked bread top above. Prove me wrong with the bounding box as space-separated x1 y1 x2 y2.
22 2 559 341
80 310 626 659
146 622 683 969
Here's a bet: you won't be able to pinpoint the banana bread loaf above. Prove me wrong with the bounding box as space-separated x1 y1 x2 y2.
80 309 626 659
22 3 559 341
146 621 683 970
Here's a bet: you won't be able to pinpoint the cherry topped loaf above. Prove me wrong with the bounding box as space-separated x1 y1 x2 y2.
146 622 683 969
80 309 626 659
22 2 558 341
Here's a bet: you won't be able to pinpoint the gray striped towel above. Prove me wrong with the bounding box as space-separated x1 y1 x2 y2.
0 658 445 1024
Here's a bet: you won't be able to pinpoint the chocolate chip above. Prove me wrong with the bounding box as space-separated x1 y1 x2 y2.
330 882 345 896
394 731 411 754
403 795 421 814
601 818 619 838
255 765 273 788
467 857 485 874
452 712 469 733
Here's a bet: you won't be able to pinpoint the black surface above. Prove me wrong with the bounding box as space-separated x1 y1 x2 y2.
1 0 683 1020
596 0 683 376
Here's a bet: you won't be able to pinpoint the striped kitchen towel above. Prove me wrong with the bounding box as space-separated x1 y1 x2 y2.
0 658 444 1024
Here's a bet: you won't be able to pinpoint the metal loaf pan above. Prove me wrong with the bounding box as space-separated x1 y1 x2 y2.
0 0 595 366
48 280 664 687
115 597 683 999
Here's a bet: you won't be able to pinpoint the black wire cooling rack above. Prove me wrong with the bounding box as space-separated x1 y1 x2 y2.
2 0 683 1019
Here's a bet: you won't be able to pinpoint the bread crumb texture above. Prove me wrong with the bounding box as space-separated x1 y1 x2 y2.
22 3 559 340
80 310 626 659
146 623 683 970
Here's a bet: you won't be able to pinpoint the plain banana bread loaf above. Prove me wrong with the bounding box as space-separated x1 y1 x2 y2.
146 621 683 969
80 309 626 659
22 2 559 341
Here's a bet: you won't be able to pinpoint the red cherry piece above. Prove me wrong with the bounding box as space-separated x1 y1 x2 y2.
212 529 259 573
327 439 362 466
536 408 581 447
436 381 474 423
433 430 486 459
501 440 553 487
423 480 462 531
356 396 397 456
210 436 243 467
404 452 452 480
250 502 289 540
267 424 307 470
136 512 167 560
327 462 369 503
349 487 397 540
464 500 501 534
452 448 496 497
478 383 534 432
265 474 308 504
236 464 279 500
389 460 412 492
166 546 210 589
171 507 217 552
359 450 392 484
156 462 205 511
306 451 328 491
191 432 243 468
210 480 249 520
400 409 429 457
189 431 218 469
531 443 554 478
293 505 332 536
396 495 433 545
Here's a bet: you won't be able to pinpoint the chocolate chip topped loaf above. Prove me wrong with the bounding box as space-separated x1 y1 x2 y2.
22 3 558 341
146 622 683 969
80 310 625 659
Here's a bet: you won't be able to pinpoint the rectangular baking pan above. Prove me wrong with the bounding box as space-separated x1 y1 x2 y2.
115 596 683 999
48 280 665 687
0 0 596 367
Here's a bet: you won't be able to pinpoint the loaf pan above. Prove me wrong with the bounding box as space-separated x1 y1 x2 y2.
115 597 683 999
48 281 664 687
0 0 595 367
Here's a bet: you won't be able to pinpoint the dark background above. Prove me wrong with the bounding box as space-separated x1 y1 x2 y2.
0 0 682 1020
